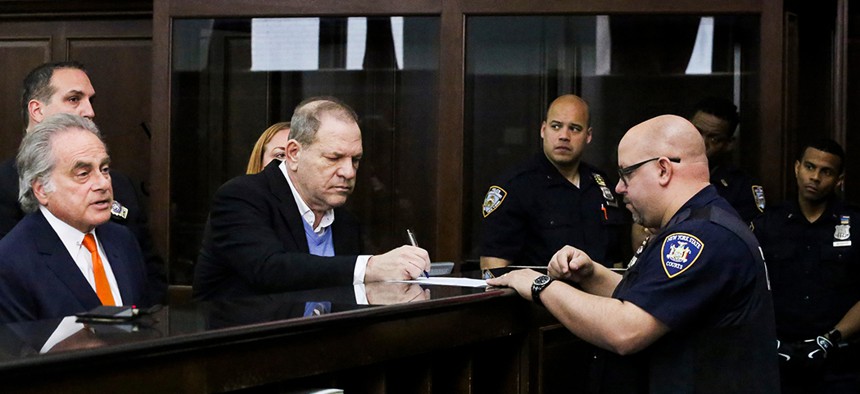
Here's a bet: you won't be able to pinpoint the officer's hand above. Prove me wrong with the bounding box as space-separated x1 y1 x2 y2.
792 333 837 370
548 245 594 283
486 269 543 301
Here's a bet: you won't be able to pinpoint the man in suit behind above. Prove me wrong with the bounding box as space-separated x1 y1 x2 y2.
0 114 150 323
0 61 166 304
194 97 431 300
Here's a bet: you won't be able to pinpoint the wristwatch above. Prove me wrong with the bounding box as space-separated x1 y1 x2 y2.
531 275 554 307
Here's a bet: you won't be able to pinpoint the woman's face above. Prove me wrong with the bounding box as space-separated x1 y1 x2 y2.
262 128 290 168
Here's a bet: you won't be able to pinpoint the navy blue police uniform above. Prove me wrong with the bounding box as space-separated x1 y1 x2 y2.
480 153 629 267
752 198 860 394
710 164 765 223
589 185 778 394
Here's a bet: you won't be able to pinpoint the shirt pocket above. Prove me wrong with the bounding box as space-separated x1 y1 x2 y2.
819 247 859 288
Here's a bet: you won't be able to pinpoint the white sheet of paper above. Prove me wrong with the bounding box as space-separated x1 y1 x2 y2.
390 277 488 288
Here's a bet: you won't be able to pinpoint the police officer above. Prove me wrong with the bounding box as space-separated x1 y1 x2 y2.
753 139 860 394
489 115 779 393
479 94 628 270
690 97 764 223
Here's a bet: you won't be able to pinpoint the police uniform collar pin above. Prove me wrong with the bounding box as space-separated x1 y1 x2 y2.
111 200 129 219
593 173 618 207
752 185 765 212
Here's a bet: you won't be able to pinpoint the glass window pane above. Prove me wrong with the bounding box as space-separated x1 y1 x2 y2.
170 17 439 283
464 14 760 259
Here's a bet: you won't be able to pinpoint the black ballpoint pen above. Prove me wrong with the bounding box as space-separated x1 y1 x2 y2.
406 228 430 278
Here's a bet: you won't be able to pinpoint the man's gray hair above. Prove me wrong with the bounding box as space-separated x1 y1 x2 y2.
289 96 359 146
17 113 103 213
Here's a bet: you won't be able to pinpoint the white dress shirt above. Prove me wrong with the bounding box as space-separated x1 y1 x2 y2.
39 206 123 305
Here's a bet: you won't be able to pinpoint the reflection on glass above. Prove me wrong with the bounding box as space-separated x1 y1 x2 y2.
464 15 760 259
170 17 440 283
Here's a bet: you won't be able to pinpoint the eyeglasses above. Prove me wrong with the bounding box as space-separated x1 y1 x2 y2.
617 157 681 186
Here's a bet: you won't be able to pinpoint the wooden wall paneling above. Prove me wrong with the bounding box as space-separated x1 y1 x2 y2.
782 12 799 200
457 0 762 14
0 38 50 157
761 0 787 202
436 0 464 261
0 1 150 17
0 17 152 174
844 3 860 202
151 0 172 275
162 0 441 17
69 37 153 190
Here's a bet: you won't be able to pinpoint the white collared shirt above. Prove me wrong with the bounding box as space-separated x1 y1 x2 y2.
39 206 123 305
281 162 335 234
279 161 370 284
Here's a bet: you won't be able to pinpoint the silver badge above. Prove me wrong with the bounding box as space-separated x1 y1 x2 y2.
111 200 129 219
834 224 850 241
600 186 615 202
752 185 766 212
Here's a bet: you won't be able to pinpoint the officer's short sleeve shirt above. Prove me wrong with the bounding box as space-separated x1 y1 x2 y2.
753 199 860 340
479 153 629 267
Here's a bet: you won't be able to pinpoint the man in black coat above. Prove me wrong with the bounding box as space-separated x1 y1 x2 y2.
0 61 166 304
194 97 430 300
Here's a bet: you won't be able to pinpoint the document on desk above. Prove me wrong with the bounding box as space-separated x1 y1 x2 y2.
390 277 488 288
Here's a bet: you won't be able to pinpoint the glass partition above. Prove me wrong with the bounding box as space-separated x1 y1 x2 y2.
170 17 440 283
167 13 762 275
464 14 761 259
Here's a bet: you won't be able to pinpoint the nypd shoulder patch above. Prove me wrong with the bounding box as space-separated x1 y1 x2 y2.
660 232 704 278
482 186 507 218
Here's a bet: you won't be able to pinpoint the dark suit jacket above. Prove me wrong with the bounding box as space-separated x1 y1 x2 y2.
0 158 166 304
0 211 151 323
194 160 363 300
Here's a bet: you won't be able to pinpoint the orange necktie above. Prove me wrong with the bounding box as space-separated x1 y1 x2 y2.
82 233 116 306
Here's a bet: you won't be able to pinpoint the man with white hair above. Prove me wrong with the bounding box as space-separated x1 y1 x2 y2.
0 114 150 323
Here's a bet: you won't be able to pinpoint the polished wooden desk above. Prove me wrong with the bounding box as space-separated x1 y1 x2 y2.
0 281 593 393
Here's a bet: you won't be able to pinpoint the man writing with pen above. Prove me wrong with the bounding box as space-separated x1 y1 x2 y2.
194 97 430 300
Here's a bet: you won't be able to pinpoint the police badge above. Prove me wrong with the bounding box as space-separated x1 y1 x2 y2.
593 173 618 207
661 232 704 278
752 185 766 212
111 200 129 219
834 215 851 247
482 186 507 218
